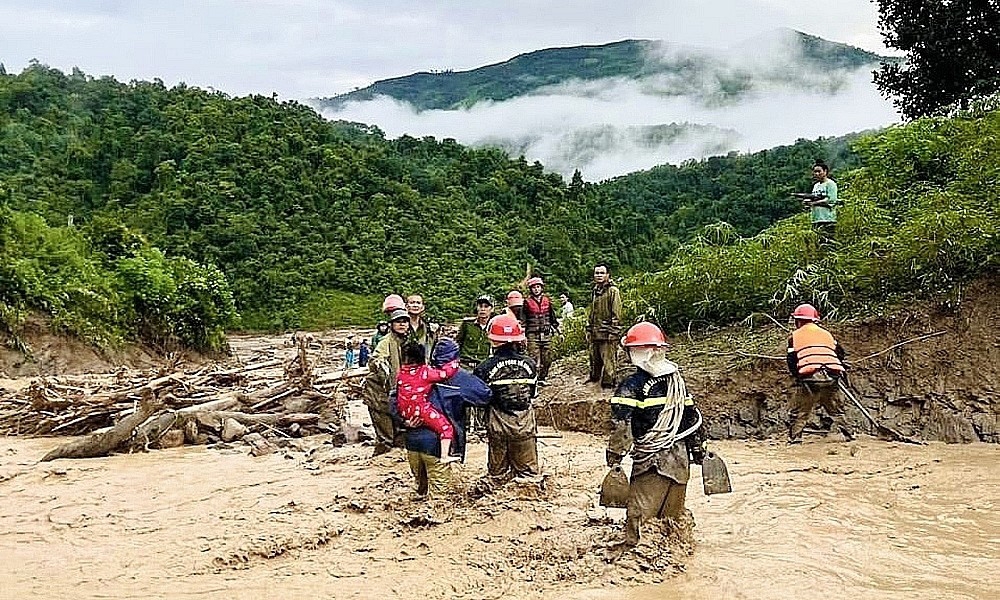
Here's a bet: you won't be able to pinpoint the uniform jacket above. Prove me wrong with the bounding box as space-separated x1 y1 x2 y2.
456 318 491 367
609 368 705 482
588 281 622 340
474 345 539 442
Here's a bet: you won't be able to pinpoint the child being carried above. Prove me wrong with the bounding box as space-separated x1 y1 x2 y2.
396 341 461 463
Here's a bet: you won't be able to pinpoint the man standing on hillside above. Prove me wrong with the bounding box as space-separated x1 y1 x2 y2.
559 293 575 324
523 277 559 385
587 263 622 389
405 294 440 361
786 303 854 444
793 160 838 248
363 308 411 455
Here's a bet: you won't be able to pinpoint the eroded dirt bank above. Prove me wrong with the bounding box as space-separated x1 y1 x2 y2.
2 435 997 599
542 277 1000 444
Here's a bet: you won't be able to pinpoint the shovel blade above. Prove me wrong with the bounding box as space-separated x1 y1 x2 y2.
599 465 630 508
702 452 732 495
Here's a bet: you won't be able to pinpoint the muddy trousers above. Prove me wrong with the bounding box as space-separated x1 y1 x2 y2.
526 338 552 381
407 450 453 498
625 470 687 545
487 433 539 482
589 339 617 387
368 406 402 454
788 382 854 441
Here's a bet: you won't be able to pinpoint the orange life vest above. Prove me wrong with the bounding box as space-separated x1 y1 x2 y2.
791 323 845 378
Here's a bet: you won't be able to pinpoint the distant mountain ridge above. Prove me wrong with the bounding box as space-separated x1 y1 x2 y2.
315 29 893 111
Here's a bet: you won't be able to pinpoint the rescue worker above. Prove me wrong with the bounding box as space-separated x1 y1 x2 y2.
504 290 525 325
371 294 404 350
456 294 495 433
392 338 492 498
362 308 410 455
473 313 541 485
587 263 622 388
522 276 559 384
405 294 440 361
607 322 706 548
456 295 495 370
786 303 854 444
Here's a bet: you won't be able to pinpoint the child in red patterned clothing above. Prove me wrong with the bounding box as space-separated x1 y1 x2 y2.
396 341 461 463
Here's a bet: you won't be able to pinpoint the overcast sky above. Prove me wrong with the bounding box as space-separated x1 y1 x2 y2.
1 0 889 99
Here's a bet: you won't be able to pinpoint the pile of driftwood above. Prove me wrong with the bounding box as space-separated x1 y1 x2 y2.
0 334 370 461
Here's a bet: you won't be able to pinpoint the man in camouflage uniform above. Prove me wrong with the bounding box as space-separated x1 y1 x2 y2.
362 308 410 455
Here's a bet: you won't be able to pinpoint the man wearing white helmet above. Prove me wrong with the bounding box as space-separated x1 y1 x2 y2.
607 321 706 548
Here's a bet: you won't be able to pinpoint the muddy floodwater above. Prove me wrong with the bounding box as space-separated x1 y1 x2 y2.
2 432 997 600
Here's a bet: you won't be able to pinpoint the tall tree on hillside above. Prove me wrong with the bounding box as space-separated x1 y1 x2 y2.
873 0 1000 119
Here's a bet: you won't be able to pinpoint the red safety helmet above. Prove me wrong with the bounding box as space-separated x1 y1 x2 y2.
622 322 669 347
527 276 544 288
487 313 526 342
506 290 524 307
382 294 405 313
792 303 821 322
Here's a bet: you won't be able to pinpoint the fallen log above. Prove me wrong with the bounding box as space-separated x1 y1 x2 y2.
40 389 161 462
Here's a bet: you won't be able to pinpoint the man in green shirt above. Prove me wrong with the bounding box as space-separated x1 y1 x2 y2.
456 294 495 433
794 160 838 248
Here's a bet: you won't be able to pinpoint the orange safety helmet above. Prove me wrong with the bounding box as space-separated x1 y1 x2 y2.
792 303 821 323
506 290 524 307
527 276 544 288
382 294 405 313
487 313 526 342
622 322 669 347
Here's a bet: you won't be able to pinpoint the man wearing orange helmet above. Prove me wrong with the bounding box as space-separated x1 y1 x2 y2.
523 276 559 384
504 290 525 324
786 303 854 444
606 321 706 548
587 263 622 388
473 313 541 485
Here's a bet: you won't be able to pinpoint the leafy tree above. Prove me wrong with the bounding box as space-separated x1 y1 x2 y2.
874 0 1000 119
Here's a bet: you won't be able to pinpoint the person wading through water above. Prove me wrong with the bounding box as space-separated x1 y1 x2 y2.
786 303 854 444
606 322 706 550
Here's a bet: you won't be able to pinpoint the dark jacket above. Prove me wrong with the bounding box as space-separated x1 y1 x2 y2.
391 369 491 459
588 281 622 340
473 345 538 414
609 368 705 475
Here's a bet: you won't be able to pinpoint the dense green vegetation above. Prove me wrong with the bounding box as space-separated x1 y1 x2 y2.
874 0 1000 119
1 64 856 339
622 103 1000 332
318 31 889 111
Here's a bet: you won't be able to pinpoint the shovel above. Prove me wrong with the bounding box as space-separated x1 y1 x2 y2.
837 380 923 445
701 451 732 495
599 465 630 508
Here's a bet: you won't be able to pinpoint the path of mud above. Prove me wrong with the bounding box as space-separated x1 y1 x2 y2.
3 432 998 599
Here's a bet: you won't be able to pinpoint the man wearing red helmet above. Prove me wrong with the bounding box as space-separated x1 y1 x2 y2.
607 321 706 549
523 276 559 384
786 304 854 444
473 313 541 485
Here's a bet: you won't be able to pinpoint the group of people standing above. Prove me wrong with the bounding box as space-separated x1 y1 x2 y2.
352 249 852 549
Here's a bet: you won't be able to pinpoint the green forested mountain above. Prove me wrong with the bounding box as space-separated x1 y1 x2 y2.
1 64 863 338
316 30 891 111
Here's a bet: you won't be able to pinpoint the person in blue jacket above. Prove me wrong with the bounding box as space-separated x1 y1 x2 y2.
391 337 491 498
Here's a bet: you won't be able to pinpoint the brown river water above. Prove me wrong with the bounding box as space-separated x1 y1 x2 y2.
2 433 997 599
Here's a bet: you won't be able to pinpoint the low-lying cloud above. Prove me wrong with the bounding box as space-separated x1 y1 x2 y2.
320 32 901 181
